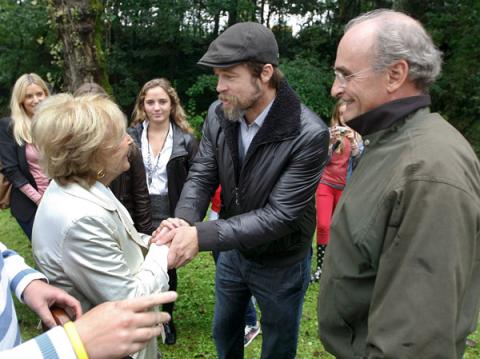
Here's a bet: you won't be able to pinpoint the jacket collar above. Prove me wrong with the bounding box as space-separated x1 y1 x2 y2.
130 121 188 159
170 122 189 158
215 79 302 167
348 95 431 136
56 180 116 211
55 181 147 249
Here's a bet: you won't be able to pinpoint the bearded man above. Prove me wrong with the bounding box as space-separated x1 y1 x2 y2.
153 22 329 358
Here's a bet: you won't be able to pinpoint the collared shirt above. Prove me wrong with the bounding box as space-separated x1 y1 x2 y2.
347 95 431 136
141 121 173 195
238 100 274 162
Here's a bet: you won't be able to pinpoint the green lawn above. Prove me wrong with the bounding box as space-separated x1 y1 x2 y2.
1 209 479 358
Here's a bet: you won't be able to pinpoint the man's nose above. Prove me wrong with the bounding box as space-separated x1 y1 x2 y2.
331 78 344 98
216 79 227 93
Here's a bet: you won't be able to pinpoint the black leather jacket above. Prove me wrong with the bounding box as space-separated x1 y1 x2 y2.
128 121 199 219
175 80 329 266
109 144 153 234
0 117 37 222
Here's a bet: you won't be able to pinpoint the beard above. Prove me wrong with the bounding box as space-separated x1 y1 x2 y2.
219 80 263 122
219 94 243 122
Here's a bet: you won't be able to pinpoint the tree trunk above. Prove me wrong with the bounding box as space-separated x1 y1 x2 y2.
48 0 111 93
260 0 265 24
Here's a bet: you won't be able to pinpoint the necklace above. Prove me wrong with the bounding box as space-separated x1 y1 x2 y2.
145 125 169 186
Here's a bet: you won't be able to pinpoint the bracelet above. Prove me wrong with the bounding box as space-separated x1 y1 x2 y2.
64 321 89 359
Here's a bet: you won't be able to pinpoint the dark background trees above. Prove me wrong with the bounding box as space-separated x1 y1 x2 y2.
0 0 478 152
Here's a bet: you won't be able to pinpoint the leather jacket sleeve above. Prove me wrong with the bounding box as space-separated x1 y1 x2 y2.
175 106 222 224
0 117 30 188
185 133 199 167
128 145 153 234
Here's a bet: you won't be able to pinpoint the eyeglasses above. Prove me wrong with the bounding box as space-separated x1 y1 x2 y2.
333 68 373 86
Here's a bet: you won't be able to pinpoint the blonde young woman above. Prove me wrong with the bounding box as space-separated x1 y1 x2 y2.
0 73 50 240
130 78 198 344
31 94 170 359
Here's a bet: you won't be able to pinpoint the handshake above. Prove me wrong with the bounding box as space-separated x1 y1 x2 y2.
150 218 199 269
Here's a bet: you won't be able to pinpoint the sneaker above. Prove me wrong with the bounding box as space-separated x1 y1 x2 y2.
244 321 261 347
466 338 477 347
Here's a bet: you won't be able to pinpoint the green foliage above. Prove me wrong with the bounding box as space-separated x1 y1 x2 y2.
185 74 217 135
422 0 480 155
0 0 59 115
281 57 335 120
0 0 478 154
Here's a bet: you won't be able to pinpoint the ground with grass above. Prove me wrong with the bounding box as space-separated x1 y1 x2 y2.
1 209 479 358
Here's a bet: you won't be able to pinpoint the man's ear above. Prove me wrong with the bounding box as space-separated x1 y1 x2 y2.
386 60 409 93
260 64 274 84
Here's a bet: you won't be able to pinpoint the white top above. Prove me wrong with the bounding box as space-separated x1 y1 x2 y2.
141 121 173 195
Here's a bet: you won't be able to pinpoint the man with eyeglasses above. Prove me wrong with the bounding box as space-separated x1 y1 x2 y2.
318 9 480 359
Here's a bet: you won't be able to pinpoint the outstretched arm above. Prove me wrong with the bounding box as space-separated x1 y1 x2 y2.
2 292 177 359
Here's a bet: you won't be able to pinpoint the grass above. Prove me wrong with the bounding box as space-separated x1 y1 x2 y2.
1 208 479 358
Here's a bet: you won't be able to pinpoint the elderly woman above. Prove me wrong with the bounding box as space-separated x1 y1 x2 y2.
74 82 154 235
31 94 169 359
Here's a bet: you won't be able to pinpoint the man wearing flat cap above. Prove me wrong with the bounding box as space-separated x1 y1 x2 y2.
154 22 329 358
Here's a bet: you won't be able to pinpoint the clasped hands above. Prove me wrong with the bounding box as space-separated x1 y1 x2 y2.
150 217 199 269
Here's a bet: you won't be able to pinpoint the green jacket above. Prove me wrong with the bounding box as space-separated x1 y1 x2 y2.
318 107 480 358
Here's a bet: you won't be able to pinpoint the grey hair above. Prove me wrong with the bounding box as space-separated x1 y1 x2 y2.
345 9 443 91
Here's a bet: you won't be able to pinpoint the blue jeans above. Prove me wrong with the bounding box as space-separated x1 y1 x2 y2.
244 296 257 327
213 250 311 359
213 250 257 327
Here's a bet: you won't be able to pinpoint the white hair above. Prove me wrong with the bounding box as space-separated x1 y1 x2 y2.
346 9 443 91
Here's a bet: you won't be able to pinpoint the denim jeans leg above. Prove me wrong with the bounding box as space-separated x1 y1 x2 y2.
251 253 311 359
244 296 257 327
213 251 251 359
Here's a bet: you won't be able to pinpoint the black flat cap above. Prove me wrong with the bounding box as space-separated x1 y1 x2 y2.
198 22 279 68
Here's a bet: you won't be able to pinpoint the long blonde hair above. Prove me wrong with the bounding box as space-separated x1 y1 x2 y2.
10 73 50 145
131 78 193 134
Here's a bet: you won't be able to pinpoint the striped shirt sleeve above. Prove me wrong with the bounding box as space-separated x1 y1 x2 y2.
1 242 76 358
1 326 76 359
1 243 47 303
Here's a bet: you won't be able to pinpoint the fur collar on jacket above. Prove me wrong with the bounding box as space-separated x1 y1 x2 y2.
215 79 301 168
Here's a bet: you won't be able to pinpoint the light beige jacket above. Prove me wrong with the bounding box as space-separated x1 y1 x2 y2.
32 180 169 359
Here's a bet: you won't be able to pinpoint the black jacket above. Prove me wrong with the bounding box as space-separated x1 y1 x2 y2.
175 80 329 266
0 117 37 222
128 121 199 217
109 144 153 234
